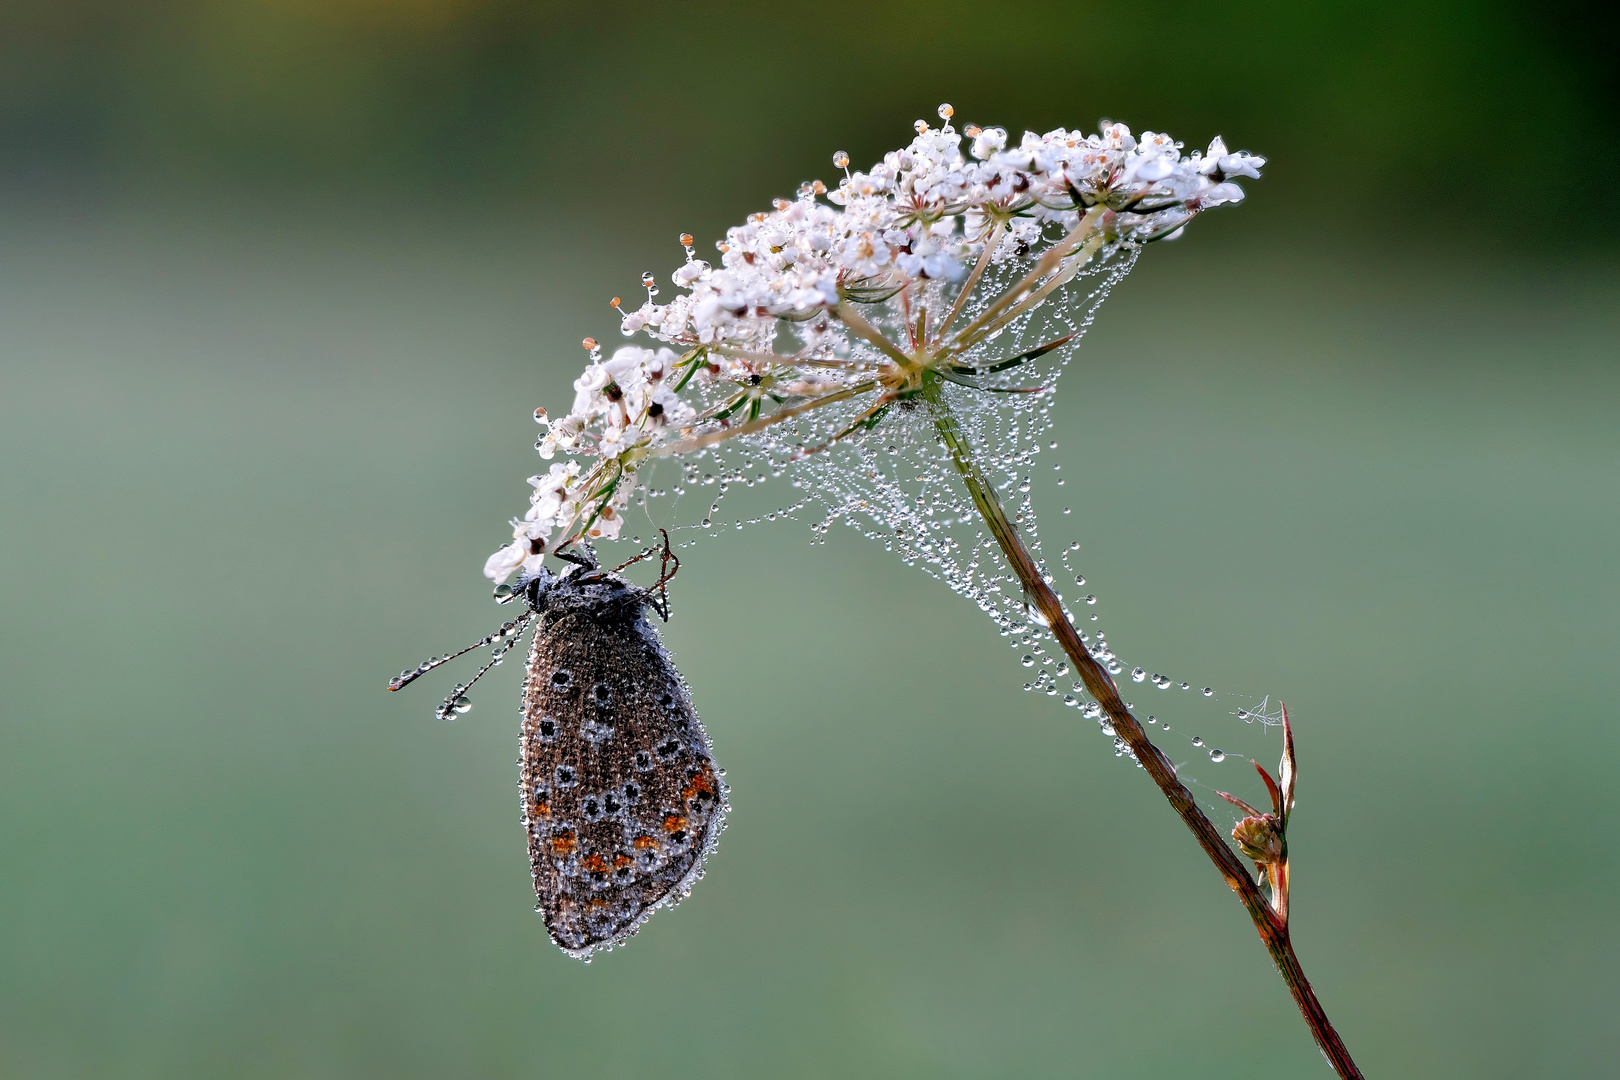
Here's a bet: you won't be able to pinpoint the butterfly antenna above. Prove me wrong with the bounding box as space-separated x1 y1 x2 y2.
387 612 533 692
647 529 679 621
433 613 534 721
612 538 662 574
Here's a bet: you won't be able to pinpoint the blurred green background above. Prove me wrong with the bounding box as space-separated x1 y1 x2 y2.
2 2 1617 1077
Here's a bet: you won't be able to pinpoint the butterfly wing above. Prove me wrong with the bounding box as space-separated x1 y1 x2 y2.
520 607 725 958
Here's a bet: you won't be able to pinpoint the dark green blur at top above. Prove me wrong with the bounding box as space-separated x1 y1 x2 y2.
1 3 1616 1078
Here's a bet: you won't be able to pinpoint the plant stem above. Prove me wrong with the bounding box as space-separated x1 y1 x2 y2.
927 383 1363 1079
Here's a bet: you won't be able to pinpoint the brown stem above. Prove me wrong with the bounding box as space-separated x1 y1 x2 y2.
927 383 1363 1079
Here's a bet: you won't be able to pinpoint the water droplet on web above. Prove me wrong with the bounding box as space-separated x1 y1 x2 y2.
453 696 473 715
1084 594 1096 605
1180 682 1191 691
1202 687 1214 697
1021 655 1035 667
1191 736 1203 747
1131 667 1146 683
1208 749 1226 762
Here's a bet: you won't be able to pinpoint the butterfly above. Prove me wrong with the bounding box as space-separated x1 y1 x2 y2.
390 532 726 959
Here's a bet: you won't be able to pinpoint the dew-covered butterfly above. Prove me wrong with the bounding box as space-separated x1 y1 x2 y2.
389 532 726 959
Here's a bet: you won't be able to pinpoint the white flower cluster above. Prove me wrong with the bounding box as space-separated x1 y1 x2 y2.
483 107 1262 583
482 343 696 582
617 117 1262 353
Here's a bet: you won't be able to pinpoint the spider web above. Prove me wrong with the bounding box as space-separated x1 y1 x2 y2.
615 244 1288 836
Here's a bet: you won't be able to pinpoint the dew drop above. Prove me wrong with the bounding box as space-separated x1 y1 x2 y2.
1209 750 1226 763
453 696 472 715
1202 687 1214 697
1131 667 1146 683
1021 655 1035 667
1191 736 1204 747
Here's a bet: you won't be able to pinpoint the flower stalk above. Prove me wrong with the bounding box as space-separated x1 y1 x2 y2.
928 381 1362 1079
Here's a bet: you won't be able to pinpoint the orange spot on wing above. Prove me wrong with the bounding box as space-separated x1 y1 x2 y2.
549 830 577 856
582 853 609 875
632 834 659 850
661 814 688 835
682 765 717 803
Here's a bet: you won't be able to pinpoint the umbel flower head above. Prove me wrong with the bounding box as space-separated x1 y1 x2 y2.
484 105 1263 583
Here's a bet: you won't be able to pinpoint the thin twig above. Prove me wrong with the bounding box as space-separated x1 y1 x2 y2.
925 379 1363 1080
945 206 1106 353
654 380 877 457
936 219 1004 344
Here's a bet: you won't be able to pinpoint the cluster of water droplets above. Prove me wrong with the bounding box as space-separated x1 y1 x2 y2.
1047 532 1294 827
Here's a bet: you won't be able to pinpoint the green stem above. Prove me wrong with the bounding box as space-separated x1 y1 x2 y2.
926 380 1363 1080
